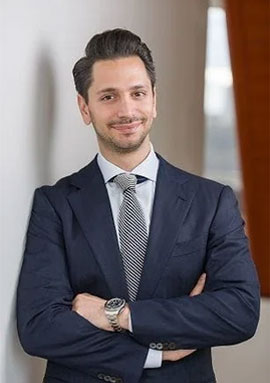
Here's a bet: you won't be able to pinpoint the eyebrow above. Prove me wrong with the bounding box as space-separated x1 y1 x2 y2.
96 84 148 95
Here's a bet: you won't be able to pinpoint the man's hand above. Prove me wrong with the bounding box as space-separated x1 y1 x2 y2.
162 273 206 362
189 273 206 297
163 349 196 361
72 293 114 332
71 272 206 348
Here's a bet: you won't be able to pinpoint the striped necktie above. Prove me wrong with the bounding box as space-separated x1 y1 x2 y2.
113 173 148 301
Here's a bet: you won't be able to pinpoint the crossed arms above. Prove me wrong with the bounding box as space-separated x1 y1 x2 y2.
71 273 207 363
16 186 260 383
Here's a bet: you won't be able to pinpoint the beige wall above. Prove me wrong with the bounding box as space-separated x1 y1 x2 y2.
1 1 208 382
213 299 270 383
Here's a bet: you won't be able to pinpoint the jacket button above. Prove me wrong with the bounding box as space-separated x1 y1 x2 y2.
156 342 163 350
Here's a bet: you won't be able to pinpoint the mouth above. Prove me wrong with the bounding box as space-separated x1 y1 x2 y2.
110 121 142 134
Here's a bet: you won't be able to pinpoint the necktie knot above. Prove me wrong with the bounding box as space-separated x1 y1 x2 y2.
113 173 137 192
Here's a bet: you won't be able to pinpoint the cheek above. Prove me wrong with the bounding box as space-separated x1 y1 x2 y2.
90 108 111 126
139 104 155 120
146 100 157 118
148 110 156 121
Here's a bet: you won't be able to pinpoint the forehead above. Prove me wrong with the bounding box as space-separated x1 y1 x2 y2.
90 56 151 91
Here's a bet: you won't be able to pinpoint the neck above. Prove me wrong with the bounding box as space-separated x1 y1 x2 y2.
99 140 151 171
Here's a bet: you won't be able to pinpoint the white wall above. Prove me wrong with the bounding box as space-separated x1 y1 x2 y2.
1 1 267 383
213 298 270 383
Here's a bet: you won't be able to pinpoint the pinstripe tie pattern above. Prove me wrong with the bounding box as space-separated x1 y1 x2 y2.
113 173 148 301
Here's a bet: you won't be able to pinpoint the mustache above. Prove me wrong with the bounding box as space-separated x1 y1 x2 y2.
109 117 144 125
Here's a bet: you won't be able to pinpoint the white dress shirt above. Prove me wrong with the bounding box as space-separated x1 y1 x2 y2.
97 143 162 369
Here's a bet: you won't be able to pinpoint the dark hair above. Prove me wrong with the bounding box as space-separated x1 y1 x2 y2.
72 28 156 102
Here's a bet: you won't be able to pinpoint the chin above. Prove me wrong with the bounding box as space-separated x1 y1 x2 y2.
111 139 146 153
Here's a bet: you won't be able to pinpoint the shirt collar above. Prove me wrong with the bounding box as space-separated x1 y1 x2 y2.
97 143 159 184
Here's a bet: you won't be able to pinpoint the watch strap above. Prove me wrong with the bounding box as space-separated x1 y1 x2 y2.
106 311 125 332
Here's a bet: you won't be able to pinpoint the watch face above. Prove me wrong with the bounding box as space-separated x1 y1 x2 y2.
106 297 125 310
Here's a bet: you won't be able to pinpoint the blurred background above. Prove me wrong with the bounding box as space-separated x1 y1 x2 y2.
1 0 269 382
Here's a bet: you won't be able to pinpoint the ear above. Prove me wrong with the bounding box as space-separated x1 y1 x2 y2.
77 94 92 125
152 87 157 118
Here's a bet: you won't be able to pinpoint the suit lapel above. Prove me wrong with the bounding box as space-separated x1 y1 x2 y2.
67 157 129 299
136 156 196 300
67 154 196 302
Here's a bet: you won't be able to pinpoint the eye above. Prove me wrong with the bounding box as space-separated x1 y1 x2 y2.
133 91 146 98
100 94 115 101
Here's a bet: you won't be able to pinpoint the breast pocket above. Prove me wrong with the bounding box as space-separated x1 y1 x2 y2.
172 235 208 257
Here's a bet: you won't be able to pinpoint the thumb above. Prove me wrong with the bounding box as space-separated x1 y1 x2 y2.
189 273 206 297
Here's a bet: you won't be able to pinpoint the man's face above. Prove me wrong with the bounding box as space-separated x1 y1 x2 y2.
78 56 157 154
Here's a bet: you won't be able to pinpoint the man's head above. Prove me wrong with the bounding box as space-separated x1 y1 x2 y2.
73 28 156 103
73 29 157 156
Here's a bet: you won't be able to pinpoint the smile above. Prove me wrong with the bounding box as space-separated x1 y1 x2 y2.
110 121 142 133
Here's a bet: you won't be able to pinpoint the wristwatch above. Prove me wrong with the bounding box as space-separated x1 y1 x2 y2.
104 297 126 332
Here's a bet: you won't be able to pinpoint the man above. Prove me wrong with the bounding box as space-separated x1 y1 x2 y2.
17 29 260 383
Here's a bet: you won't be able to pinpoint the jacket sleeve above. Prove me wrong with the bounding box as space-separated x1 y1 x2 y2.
16 188 148 383
129 186 260 349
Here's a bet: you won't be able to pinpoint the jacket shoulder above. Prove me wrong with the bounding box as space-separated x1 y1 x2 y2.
34 158 95 200
163 157 227 194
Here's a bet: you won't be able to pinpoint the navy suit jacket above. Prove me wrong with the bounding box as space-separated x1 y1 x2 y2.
17 154 260 383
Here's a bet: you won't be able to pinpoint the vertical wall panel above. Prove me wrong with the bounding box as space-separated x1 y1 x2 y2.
226 0 270 296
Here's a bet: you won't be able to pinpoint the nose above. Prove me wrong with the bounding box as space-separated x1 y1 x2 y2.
116 95 134 119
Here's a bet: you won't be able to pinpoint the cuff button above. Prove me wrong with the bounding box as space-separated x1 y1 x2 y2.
169 342 176 350
163 342 169 350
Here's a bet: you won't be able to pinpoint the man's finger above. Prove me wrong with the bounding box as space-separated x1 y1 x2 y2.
189 273 206 297
163 349 196 362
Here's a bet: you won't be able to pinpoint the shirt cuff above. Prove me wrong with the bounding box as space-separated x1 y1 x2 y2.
144 348 163 368
128 313 162 368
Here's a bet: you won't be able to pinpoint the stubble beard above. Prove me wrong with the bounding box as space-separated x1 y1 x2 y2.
92 119 152 154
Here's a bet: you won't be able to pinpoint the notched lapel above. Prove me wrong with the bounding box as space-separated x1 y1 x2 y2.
137 158 196 300
67 159 129 300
